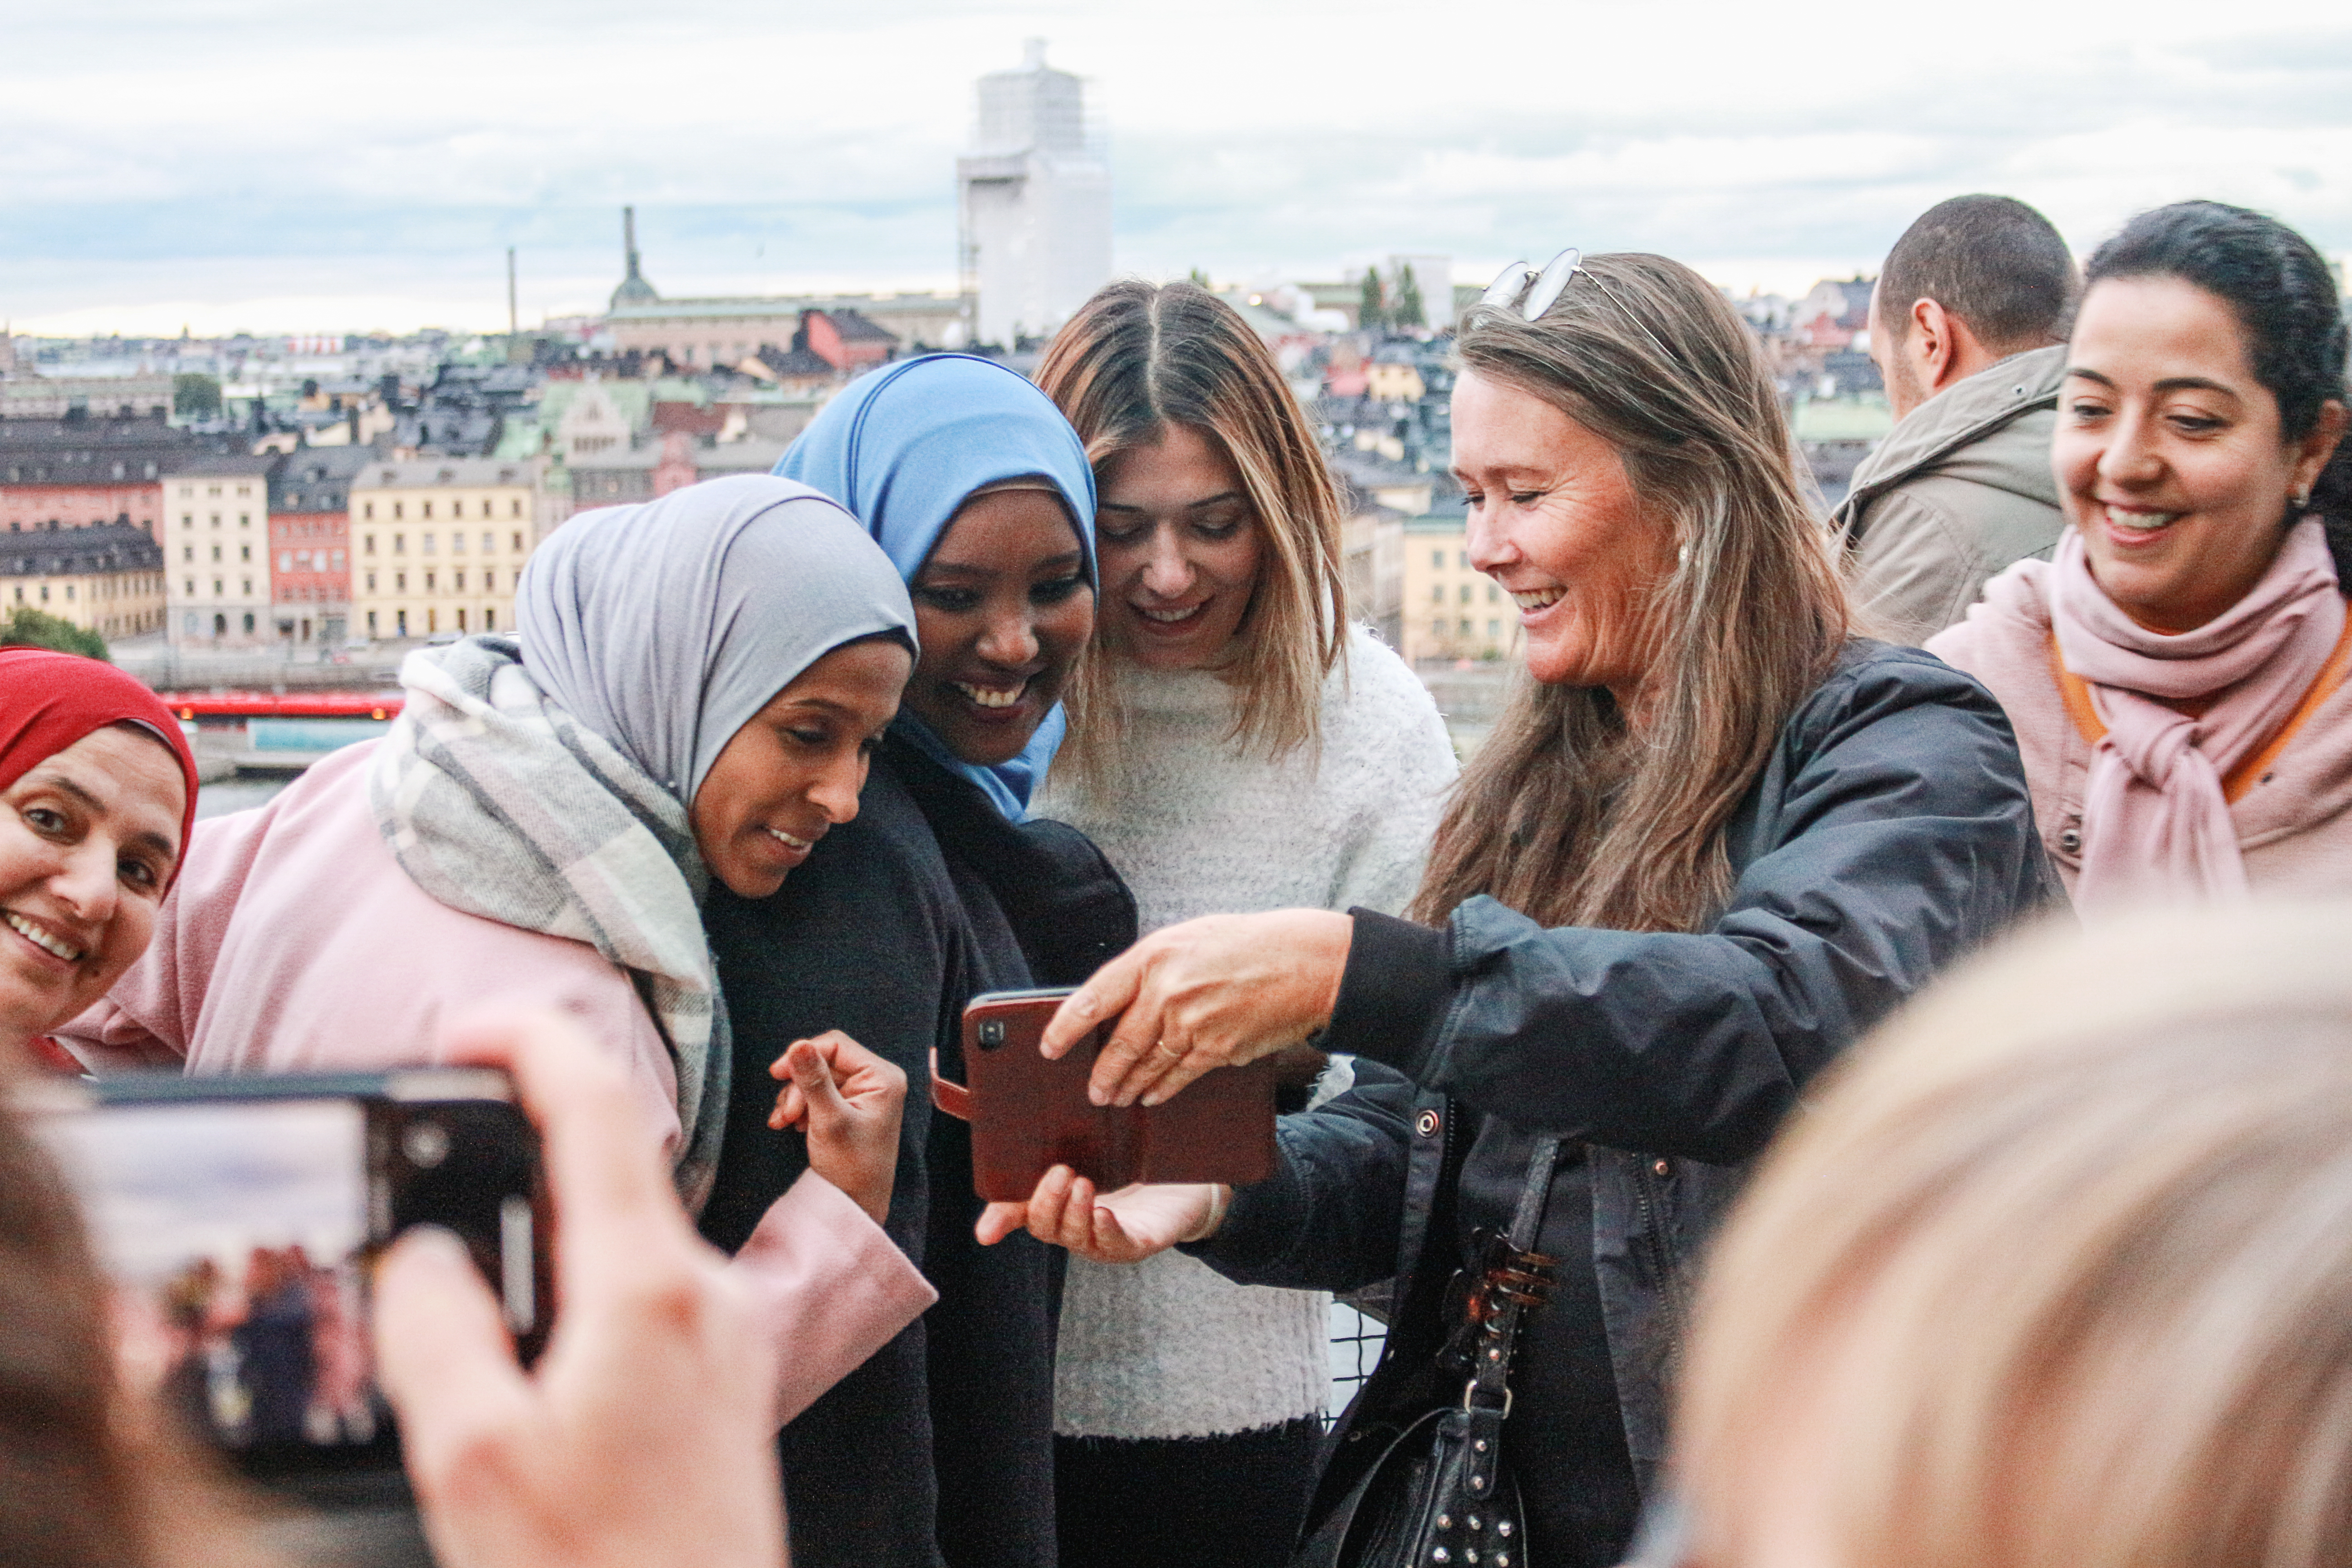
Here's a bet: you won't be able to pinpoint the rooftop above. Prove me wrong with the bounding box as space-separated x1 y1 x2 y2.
1 520 165 576
353 457 534 490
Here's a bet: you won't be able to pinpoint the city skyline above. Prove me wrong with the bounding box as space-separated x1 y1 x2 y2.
5 0 2348 336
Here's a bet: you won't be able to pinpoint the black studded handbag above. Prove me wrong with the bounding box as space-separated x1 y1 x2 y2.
1291 1138 1563 1568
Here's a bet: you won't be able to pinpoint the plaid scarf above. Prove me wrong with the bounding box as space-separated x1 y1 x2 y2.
368 636 727 1209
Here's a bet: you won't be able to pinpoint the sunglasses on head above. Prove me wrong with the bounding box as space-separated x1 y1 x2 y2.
1478 246 1677 364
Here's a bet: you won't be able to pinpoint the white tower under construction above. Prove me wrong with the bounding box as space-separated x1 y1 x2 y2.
956 41 1112 348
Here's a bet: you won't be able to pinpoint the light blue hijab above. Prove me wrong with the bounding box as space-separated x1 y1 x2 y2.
775 354 1096 820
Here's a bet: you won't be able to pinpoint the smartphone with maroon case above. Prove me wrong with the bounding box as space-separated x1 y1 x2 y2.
933 987 1277 1202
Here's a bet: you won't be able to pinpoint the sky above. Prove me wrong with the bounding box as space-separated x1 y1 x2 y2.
5 0 2350 337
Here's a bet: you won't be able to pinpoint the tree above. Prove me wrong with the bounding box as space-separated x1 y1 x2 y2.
1188 267 1212 289
1359 266 1387 332
0 607 108 661
1394 265 1426 330
173 372 221 419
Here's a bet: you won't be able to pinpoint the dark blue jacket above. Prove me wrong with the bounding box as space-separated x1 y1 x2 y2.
1190 641 2059 1509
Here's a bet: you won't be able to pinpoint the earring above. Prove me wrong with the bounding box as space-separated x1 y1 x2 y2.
2293 490 2313 512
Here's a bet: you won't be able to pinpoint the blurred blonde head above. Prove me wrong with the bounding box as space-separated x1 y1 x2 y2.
1675 903 2352 1568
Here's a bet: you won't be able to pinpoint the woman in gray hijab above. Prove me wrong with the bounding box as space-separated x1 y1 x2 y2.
62 473 940 1438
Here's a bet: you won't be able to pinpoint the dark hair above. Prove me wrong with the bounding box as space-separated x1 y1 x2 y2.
2086 201 2352 551
1877 195 2077 354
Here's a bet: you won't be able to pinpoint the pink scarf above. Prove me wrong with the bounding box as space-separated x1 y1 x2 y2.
2049 519 2343 911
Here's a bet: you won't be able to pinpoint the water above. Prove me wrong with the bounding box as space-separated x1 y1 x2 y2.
196 777 291 819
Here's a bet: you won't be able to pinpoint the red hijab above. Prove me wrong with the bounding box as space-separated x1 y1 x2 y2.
0 648 201 880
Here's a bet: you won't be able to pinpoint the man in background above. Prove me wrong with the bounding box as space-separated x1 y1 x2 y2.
1834 194 2080 644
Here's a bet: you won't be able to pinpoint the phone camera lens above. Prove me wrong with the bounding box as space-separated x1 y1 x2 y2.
978 1019 1006 1050
403 1121 451 1169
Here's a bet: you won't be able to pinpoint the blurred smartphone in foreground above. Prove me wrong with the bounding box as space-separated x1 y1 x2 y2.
15 1068 547 1495
939 987 1277 1202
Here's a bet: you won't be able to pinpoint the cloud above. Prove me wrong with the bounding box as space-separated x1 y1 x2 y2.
3 0 2347 331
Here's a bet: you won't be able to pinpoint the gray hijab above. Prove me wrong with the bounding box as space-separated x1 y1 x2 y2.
517 473 917 805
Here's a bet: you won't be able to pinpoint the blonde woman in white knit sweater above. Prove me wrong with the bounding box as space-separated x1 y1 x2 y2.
1033 280 1456 1568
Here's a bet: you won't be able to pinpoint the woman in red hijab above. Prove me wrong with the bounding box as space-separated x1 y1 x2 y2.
0 647 199 1068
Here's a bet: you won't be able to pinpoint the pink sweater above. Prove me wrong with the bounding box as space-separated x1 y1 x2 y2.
59 741 935 1424
1929 572 2352 899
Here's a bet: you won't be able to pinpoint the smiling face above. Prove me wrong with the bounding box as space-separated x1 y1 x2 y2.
2057 274 2350 634
687 638 910 899
1094 425 1265 671
1451 368 1677 700
904 488 1095 765
0 725 186 1054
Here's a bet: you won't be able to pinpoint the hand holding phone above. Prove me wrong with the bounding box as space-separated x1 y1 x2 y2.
941 988 1276 1204
974 1164 1225 1262
374 1009 783 1568
765 1029 906 1227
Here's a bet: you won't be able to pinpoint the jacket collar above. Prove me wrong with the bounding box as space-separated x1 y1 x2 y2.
1834 343 2068 531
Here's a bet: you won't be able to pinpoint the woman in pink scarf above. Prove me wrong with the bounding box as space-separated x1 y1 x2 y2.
1930 202 2352 913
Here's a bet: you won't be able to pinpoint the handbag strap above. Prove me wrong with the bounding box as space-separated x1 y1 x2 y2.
1466 1136 1563 1410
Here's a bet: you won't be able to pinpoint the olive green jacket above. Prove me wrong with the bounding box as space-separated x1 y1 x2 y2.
1831 344 2068 647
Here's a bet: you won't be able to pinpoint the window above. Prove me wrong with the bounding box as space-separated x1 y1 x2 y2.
451 531 465 553
207 485 221 498
333 551 344 569
396 573 406 592
1430 584 1443 603
1459 584 1472 603
210 544 221 563
482 570 494 592
481 532 493 553
1489 620 1502 637
427 608 437 633
510 501 522 519
1460 618 1473 635
1459 551 1470 568
239 514 249 528
456 607 467 632
422 534 436 554
425 572 436 592
454 571 465 591
236 485 250 498
510 530 523 550
451 500 463 519
280 553 292 571
210 514 220 528
38 586 47 603
179 485 193 498
212 579 222 595
485 607 494 631
393 503 403 520
393 534 405 554
364 534 376 555
240 545 250 564
366 573 377 592
181 545 192 563
364 502 374 520
368 610 378 634
241 579 252 596
64 584 74 601
181 514 192 529
1431 549 1444 568
397 610 407 637
184 578 194 596
422 502 433 519
242 612 255 634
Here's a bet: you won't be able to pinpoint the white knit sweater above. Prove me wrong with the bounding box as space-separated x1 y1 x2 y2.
1035 624 1458 1441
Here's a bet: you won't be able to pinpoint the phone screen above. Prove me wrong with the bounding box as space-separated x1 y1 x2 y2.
39 1097 389 1457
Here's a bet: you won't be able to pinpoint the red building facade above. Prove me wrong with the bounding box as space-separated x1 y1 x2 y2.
268 447 367 645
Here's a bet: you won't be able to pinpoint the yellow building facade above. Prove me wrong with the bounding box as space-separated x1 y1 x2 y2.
3 522 168 640
349 458 539 642
1399 513 1517 664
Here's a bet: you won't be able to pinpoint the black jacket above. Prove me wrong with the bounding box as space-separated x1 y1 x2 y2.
701 729 1135 1568
1191 641 2060 1526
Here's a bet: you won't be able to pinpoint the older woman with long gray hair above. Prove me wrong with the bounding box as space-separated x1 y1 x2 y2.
981 250 2057 1568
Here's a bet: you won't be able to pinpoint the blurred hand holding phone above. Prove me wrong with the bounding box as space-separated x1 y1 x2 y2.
16 1063 546 1495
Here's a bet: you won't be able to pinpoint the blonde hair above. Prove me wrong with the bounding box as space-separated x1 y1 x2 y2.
1409 255 1848 935
1033 279 1348 795
1676 903 2352 1568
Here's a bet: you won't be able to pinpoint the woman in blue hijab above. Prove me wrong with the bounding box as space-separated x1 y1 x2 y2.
699 356 1137 1568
